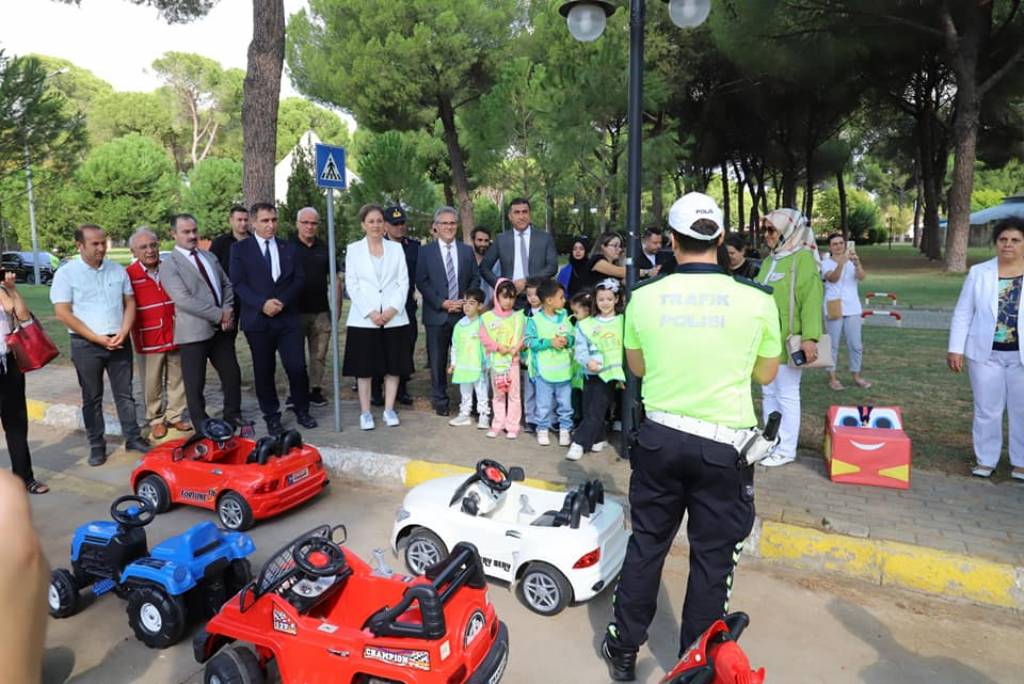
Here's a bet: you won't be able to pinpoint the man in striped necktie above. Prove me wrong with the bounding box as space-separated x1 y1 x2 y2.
415 207 481 417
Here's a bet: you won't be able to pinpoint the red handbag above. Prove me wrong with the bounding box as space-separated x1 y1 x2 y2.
6 313 59 372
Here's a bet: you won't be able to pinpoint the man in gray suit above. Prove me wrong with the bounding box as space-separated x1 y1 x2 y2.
480 197 559 304
160 214 245 429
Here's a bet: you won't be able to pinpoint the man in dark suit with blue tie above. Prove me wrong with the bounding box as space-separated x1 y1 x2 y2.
230 202 317 435
416 206 480 416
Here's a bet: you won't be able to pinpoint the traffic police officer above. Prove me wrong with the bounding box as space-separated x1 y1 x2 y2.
602 192 782 681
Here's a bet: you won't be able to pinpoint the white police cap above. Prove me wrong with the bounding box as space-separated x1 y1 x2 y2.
667 192 724 241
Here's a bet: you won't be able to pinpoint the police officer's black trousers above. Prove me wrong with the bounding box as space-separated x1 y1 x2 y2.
612 421 755 655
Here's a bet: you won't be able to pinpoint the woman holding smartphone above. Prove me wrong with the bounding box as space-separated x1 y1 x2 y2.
0 271 47 494
821 233 871 390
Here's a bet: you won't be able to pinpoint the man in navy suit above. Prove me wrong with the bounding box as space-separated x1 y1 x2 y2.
230 202 316 435
416 206 480 416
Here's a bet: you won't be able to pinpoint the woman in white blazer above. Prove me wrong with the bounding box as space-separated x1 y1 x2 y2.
948 217 1024 480
343 204 413 430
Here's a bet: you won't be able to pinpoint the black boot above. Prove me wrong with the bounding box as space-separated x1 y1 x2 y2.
601 626 637 682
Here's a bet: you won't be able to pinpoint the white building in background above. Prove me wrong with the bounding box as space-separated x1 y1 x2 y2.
274 130 359 204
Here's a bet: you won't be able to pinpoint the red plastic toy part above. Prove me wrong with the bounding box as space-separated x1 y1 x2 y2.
660 613 765 684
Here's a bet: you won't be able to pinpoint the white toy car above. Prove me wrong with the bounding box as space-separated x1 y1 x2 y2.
391 459 628 616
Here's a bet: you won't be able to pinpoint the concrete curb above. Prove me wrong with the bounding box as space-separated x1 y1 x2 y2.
29 399 1024 611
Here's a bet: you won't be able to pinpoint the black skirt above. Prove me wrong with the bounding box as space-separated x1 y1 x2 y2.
342 325 414 378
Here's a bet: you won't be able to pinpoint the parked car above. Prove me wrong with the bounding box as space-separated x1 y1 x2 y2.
1 251 55 284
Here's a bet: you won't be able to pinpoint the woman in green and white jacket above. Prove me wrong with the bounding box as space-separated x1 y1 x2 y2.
757 209 824 467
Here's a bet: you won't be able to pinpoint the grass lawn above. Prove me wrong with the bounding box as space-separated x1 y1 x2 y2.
852 243 994 310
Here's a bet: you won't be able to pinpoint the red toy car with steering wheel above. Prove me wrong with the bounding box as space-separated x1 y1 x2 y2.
130 419 329 531
660 612 765 684
194 524 509 684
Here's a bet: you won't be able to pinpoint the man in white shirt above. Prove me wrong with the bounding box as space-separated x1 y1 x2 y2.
51 224 149 466
479 197 558 308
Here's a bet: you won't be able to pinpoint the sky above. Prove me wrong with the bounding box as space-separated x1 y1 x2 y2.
0 0 310 98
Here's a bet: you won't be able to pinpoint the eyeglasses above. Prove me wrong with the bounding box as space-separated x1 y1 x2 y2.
436 221 458 227
298 220 319 226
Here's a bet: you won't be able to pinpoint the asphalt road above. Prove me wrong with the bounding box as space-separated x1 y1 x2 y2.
21 425 1022 684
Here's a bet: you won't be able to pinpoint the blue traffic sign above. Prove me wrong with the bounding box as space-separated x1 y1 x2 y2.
315 143 346 190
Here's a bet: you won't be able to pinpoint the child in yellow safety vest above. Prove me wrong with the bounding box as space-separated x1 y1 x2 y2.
567 278 625 461
524 278 576 447
480 279 526 438
447 289 490 429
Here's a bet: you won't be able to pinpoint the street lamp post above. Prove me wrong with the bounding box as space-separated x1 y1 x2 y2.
559 0 711 453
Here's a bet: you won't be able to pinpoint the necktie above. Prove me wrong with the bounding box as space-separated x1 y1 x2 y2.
191 249 220 307
262 239 274 279
445 243 458 300
518 230 529 278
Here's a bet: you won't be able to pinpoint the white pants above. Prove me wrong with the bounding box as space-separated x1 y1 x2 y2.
458 376 490 418
825 315 864 373
968 350 1024 468
762 364 803 458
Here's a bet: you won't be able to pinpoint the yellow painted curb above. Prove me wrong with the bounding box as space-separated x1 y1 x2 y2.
759 520 1021 609
26 399 49 422
403 459 563 492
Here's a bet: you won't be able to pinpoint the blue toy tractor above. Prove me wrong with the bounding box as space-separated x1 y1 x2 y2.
48 495 256 649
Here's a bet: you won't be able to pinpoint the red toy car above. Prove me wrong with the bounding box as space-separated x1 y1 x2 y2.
194 525 509 684
130 419 329 531
660 613 765 684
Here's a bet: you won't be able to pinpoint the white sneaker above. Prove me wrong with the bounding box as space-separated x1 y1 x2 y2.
486 430 498 439
506 431 518 440
477 415 490 429
592 441 608 452
537 430 550 446
383 409 400 427
448 413 472 427
359 412 375 431
761 452 796 467
559 429 572 447
566 443 584 461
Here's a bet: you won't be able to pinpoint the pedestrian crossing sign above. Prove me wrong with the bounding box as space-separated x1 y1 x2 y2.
315 143 346 189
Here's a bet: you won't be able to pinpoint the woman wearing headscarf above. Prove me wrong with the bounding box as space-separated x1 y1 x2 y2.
556 235 592 299
756 209 824 467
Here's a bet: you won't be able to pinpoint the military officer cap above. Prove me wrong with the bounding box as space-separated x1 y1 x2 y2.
384 206 407 225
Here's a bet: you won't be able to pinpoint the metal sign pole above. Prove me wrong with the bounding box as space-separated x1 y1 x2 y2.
326 188 342 432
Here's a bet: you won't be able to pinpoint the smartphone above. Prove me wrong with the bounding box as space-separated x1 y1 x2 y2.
847 240 856 255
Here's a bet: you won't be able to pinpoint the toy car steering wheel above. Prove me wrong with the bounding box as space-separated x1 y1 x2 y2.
476 459 512 493
293 536 347 578
200 418 235 444
110 495 156 528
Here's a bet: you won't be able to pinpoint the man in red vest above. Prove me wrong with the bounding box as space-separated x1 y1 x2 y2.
127 228 190 439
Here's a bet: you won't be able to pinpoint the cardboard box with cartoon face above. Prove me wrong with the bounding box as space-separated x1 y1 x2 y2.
824 406 911 490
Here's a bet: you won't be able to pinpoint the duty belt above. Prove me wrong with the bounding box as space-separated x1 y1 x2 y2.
646 411 749 449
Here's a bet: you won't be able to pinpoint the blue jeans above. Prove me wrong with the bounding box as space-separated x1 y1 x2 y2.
534 377 574 431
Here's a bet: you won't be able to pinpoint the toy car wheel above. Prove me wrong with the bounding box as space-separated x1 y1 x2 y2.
217 492 254 531
204 646 265 684
135 474 171 514
126 586 187 648
516 562 571 616
225 558 253 598
48 569 79 618
403 528 448 576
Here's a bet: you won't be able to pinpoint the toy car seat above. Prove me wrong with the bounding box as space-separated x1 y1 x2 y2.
530 490 584 529
280 430 303 453
247 436 281 465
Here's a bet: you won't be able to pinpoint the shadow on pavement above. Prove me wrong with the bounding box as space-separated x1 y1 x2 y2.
828 599 1000 684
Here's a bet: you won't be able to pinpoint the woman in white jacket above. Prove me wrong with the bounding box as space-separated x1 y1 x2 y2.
343 204 413 431
948 217 1024 480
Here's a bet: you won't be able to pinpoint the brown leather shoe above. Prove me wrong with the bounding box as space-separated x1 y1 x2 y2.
150 423 168 439
171 420 193 432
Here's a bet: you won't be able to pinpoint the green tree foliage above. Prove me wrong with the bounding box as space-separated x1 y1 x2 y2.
71 134 178 241
276 98 350 161
287 0 518 239
182 157 242 237
347 130 436 214
278 145 325 238
54 0 217 23
152 51 244 168
89 90 184 160
0 51 87 177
